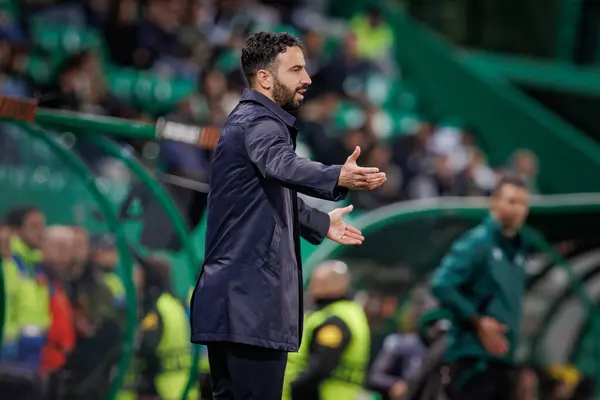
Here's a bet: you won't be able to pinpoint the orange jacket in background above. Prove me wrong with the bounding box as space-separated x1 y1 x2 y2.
40 281 75 375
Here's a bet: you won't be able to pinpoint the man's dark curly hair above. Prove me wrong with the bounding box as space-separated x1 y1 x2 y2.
241 31 304 85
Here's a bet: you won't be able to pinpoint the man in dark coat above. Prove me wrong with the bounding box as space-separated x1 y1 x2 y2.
190 31 387 400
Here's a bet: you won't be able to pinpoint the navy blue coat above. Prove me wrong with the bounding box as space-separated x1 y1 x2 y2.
190 89 347 351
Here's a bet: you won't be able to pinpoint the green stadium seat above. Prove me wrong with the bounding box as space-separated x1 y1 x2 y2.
334 102 366 132
30 23 103 58
106 68 195 113
370 110 421 140
21 54 54 84
214 50 240 74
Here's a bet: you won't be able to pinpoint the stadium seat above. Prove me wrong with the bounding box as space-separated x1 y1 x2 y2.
30 24 103 58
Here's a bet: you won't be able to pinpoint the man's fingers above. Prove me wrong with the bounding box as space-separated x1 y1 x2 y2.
346 237 363 245
346 146 361 163
341 235 363 245
354 167 381 175
339 205 354 215
366 178 387 190
346 225 362 235
344 230 364 242
365 172 387 181
486 335 508 355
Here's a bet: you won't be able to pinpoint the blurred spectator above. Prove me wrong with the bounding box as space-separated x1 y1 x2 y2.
118 256 198 399
367 290 439 400
453 147 496 196
508 148 540 194
391 121 435 199
61 231 125 400
104 0 147 68
69 226 90 282
0 206 48 399
170 69 237 126
137 0 187 64
312 31 376 101
0 40 29 98
2 205 49 367
350 142 403 210
39 226 76 390
302 28 327 77
348 6 394 67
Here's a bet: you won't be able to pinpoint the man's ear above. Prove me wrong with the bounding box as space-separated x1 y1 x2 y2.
256 69 272 90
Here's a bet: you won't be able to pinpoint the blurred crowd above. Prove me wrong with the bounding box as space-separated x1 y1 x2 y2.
0 0 541 212
0 205 194 400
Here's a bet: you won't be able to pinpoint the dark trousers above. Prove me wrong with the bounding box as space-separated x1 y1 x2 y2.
444 359 515 400
206 342 288 400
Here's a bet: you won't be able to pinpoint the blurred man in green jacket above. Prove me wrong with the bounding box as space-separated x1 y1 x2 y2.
431 175 530 400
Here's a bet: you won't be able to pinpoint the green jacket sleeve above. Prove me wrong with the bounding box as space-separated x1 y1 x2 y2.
431 234 485 322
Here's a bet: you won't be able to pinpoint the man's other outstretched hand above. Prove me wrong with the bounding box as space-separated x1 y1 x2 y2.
327 205 365 245
337 146 387 190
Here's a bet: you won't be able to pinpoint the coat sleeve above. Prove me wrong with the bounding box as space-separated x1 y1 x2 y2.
431 234 485 322
297 197 330 245
245 118 348 201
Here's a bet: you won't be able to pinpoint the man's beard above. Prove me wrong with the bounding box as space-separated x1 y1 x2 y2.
273 77 306 111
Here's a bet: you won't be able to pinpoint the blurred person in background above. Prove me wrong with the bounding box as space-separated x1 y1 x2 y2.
2 206 50 365
104 0 145 68
0 38 30 98
88 233 126 311
61 232 126 400
350 142 404 210
39 226 76 399
367 290 441 400
431 175 530 400
0 206 48 399
283 260 371 400
296 93 350 165
119 256 198 400
403 308 452 400
312 31 376 102
508 149 539 194
169 68 238 127
391 121 437 200
301 28 327 77
453 147 497 197
69 226 91 283
348 6 394 64
136 0 186 65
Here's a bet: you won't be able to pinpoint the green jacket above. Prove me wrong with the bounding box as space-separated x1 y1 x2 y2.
431 217 527 364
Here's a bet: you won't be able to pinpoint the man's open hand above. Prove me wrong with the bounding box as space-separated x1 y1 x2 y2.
327 205 364 245
475 316 509 356
337 146 387 190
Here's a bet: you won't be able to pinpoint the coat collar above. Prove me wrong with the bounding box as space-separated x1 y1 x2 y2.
240 88 296 128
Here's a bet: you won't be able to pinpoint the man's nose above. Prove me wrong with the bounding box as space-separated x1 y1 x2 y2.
301 72 312 86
